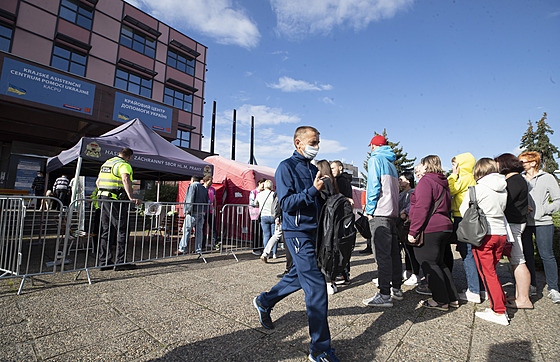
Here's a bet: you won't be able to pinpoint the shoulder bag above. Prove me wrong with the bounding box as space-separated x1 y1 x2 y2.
406 190 445 247
250 191 272 221
456 186 488 247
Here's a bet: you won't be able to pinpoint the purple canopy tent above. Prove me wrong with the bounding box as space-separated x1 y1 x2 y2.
47 118 213 199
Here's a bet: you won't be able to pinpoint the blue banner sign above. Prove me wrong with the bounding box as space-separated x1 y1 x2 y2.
0 57 95 115
113 92 173 134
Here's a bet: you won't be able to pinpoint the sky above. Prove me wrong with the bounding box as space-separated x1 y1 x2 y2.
126 0 560 175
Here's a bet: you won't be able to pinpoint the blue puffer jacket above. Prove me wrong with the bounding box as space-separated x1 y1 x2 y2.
275 151 320 239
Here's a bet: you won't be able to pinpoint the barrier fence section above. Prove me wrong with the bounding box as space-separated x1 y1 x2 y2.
0 196 274 293
219 204 264 261
0 196 65 294
61 199 219 274
0 196 222 294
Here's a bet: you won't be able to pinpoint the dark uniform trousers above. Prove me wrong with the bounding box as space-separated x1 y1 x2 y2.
98 195 129 265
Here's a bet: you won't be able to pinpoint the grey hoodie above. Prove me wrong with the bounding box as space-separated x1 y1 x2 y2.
460 173 507 235
524 171 560 226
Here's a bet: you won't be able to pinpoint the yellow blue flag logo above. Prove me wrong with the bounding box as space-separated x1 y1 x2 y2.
7 83 26 96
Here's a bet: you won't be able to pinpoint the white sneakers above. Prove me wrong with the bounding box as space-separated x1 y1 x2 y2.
327 283 338 295
403 274 418 286
548 289 560 303
459 289 481 304
475 308 509 326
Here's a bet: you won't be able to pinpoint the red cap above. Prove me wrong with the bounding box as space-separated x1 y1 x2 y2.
370 135 387 146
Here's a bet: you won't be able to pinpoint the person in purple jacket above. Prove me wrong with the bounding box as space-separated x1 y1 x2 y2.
408 155 459 311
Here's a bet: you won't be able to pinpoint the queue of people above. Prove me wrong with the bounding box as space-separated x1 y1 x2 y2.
248 126 559 362
370 149 560 327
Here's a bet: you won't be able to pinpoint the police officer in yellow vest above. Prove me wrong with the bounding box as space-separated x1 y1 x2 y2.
96 147 141 271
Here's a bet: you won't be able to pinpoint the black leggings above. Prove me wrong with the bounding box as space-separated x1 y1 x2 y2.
414 231 459 304
403 243 420 275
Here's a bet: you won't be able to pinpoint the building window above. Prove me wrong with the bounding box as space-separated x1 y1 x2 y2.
0 23 13 52
59 0 93 30
115 68 152 98
163 86 193 112
51 45 87 76
167 48 195 76
172 129 191 148
120 25 156 58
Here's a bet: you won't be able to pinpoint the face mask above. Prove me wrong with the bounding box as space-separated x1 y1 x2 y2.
302 145 319 160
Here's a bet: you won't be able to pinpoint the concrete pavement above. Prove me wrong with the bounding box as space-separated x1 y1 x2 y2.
1 237 559 361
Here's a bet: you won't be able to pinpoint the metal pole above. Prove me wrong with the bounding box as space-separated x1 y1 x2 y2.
250 116 254 165
231 109 236 161
71 156 83 202
210 101 216 154
156 178 160 202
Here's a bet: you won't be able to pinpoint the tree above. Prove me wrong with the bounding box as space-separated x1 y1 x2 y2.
361 129 416 183
520 112 560 174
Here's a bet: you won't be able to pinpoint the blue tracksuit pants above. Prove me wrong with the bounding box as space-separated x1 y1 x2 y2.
257 235 331 354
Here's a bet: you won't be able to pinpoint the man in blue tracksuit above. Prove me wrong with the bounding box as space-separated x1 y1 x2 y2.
253 126 339 362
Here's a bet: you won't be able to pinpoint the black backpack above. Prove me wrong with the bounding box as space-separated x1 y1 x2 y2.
316 194 356 280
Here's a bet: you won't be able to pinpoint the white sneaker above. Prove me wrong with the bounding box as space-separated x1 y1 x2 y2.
475 308 509 326
327 283 337 295
260 254 268 263
391 288 404 301
548 289 560 303
459 289 481 304
402 270 412 280
372 278 378 286
403 274 418 286
362 293 393 307
272 254 277 259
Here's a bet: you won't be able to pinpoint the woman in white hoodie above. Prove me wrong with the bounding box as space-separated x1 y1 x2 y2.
459 158 509 325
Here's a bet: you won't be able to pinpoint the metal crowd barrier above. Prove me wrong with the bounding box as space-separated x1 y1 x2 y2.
219 204 264 261
0 195 274 293
0 196 65 294
0 195 222 294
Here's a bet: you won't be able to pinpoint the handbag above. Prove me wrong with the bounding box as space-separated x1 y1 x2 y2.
456 186 488 247
406 190 445 247
249 207 260 220
354 212 372 240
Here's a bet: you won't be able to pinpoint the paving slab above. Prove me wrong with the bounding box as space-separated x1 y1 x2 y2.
0 237 558 361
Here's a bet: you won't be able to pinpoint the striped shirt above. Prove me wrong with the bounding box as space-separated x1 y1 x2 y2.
53 176 70 190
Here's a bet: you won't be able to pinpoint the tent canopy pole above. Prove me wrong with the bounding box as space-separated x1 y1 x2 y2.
156 177 160 202
71 156 83 202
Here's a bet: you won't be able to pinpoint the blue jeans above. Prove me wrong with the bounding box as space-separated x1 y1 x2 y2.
261 216 277 255
457 241 481 294
179 215 193 252
178 213 205 252
523 225 559 291
257 235 331 354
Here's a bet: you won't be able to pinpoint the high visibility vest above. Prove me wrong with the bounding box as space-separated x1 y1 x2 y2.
90 188 100 209
97 157 131 191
